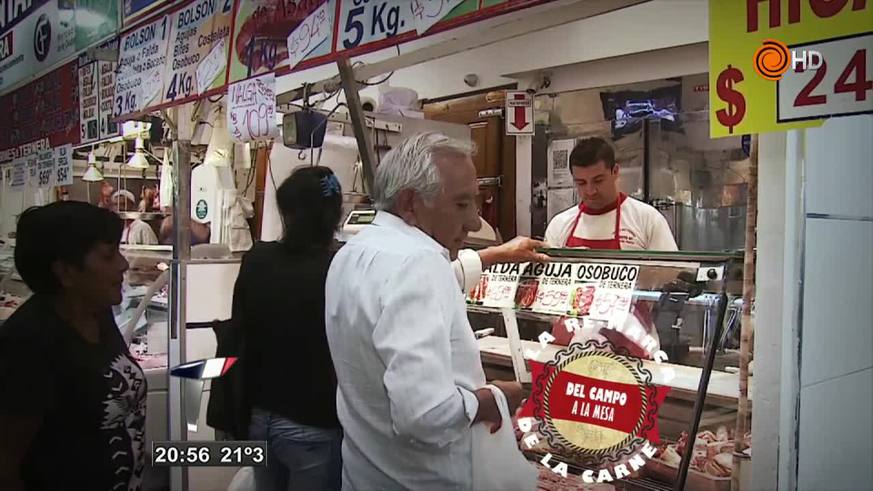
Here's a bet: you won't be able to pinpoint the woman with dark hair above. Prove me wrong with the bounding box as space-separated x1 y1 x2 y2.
233 166 344 491
0 201 145 490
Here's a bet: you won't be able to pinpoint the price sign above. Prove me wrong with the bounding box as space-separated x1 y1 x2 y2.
286 2 331 71
778 34 872 122
570 263 639 326
708 0 871 138
36 150 55 189
467 263 523 309
27 156 38 184
115 15 172 117
228 73 278 142
411 0 465 34
338 0 412 50
98 61 120 139
55 144 73 186
588 289 634 327
79 62 100 144
10 159 26 190
166 0 234 102
229 0 335 82
197 39 229 94
514 263 575 315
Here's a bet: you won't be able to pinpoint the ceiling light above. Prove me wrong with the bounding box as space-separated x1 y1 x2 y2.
82 150 104 182
127 138 149 169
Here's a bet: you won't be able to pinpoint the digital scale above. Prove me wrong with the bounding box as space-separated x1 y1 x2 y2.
340 209 377 241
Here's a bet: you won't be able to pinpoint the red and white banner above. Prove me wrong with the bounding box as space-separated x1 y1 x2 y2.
0 62 80 164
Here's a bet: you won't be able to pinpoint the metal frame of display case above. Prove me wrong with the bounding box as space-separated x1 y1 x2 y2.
490 248 742 490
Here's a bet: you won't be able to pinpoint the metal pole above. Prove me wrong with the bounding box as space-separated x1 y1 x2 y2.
169 138 192 491
674 288 730 491
337 56 377 194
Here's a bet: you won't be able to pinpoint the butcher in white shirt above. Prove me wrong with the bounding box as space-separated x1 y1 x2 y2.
325 133 527 490
545 137 677 251
544 137 677 357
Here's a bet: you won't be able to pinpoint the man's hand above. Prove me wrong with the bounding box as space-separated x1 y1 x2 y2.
491 380 524 414
474 380 524 434
479 237 550 268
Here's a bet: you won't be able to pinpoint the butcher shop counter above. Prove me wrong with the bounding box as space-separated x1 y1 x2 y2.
477 336 750 436
477 336 751 404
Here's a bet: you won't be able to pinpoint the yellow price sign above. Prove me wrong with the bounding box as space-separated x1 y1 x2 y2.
709 0 873 138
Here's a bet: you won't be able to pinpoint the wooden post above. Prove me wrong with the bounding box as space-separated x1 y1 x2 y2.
732 136 758 491
252 143 271 240
337 56 377 194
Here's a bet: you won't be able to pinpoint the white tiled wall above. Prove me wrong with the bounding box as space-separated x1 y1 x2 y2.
796 115 873 490
801 219 873 386
804 116 873 219
797 368 873 491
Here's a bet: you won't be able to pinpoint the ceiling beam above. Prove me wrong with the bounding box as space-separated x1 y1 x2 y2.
275 0 649 106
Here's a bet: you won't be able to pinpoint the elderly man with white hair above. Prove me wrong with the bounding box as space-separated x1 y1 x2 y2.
325 133 538 490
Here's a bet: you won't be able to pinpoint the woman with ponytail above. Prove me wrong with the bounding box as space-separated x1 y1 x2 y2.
233 166 344 491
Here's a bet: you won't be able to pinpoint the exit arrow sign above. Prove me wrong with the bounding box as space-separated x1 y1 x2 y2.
506 91 533 135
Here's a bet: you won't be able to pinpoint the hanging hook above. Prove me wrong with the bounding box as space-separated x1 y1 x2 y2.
302 83 312 109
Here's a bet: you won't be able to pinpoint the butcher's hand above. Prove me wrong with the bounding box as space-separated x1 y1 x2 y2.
480 237 550 268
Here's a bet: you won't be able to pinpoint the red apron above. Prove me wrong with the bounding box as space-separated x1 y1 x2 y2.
554 193 657 358
564 193 627 249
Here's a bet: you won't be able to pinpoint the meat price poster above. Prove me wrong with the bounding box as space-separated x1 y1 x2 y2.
79 38 121 143
228 0 337 82
115 15 172 117
472 262 639 320
708 0 871 138
115 0 234 119
467 263 523 309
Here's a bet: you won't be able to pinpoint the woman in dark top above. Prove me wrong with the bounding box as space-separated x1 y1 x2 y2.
0 201 145 491
234 166 344 491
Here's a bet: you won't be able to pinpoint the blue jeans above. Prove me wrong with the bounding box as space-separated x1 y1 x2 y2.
249 407 342 491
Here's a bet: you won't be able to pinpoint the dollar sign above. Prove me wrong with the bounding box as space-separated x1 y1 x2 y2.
716 65 746 134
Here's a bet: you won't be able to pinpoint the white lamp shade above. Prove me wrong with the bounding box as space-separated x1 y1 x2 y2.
82 164 104 182
127 138 149 169
127 151 149 169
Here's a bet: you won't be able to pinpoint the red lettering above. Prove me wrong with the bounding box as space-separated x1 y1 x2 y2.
789 0 802 22
748 0 867 32
747 0 781 32
810 0 849 17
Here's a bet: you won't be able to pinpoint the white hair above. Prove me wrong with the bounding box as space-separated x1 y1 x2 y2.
373 132 473 211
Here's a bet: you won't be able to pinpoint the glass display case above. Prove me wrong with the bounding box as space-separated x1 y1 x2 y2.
467 248 751 491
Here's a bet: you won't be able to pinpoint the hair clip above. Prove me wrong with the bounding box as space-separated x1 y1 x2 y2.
320 174 341 197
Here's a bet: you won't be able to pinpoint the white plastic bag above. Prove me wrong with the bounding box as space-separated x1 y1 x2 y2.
227 466 255 491
472 385 538 491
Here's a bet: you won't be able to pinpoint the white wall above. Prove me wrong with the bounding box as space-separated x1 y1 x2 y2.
795 115 873 491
